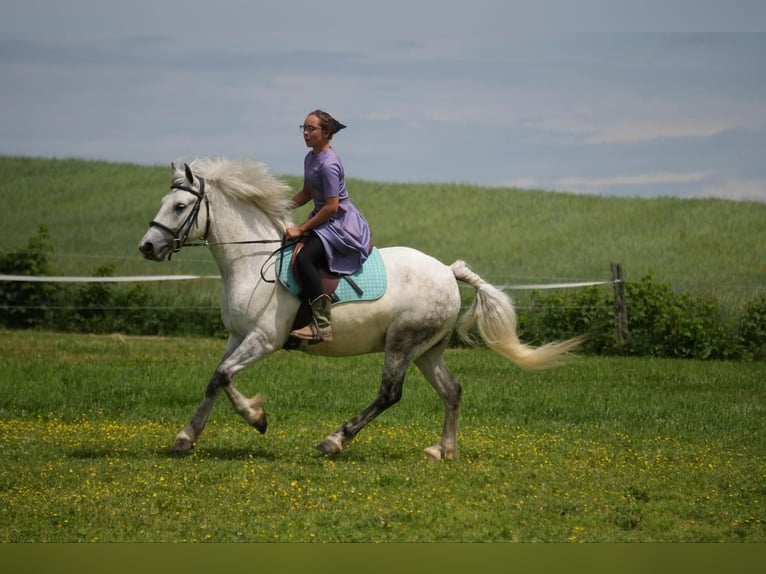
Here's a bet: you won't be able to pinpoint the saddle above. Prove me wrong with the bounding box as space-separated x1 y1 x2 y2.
277 241 387 347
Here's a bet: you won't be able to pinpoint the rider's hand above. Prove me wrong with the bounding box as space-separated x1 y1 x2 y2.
284 226 304 240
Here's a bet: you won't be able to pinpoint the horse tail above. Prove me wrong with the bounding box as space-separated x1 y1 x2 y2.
451 260 583 370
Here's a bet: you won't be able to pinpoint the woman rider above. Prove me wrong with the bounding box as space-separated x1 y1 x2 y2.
284 110 372 342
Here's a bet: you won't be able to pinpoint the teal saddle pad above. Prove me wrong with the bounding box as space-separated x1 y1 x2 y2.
277 244 387 304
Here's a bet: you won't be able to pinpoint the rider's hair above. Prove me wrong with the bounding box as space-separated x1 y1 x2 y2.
308 109 346 140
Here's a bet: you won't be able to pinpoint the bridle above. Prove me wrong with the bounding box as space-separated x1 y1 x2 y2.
147 172 298 281
149 177 211 257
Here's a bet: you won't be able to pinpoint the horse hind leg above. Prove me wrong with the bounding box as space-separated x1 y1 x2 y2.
415 344 462 461
315 351 410 455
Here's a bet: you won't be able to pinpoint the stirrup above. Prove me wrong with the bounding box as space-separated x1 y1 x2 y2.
290 321 322 342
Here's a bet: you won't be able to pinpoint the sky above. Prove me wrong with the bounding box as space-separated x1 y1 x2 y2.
2 1 766 201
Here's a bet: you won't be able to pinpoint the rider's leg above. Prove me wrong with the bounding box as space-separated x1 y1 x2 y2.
291 234 333 342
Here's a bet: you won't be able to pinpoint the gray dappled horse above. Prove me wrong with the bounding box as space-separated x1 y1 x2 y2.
139 158 581 460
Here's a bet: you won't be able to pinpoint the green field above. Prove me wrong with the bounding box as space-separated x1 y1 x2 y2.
1 330 764 542
1 156 764 314
1 156 764 542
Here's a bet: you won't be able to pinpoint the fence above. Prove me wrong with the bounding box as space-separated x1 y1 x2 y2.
1 264 627 341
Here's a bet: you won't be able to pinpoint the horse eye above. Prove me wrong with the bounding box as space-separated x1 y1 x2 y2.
174 203 187 212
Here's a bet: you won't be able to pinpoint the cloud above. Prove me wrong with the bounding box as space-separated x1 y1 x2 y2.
544 172 766 203
2 13 765 202
495 177 544 190
583 122 739 144
694 177 766 202
557 172 710 190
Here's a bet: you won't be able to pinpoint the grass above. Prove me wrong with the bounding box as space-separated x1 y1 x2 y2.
1 329 764 542
1 156 764 313
1 156 764 542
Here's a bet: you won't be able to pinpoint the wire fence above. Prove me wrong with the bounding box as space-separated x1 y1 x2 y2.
4 271 762 360
0 273 619 313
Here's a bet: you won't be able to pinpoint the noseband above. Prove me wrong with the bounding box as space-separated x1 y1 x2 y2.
149 177 210 257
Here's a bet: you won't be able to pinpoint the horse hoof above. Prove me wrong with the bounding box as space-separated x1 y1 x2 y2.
253 417 268 435
248 395 267 434
423 446 444 460
423 445 457 461
170 440 193 455
170 432 194 454
315 436 343 455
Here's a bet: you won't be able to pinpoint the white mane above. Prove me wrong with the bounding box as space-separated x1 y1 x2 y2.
187 157 294 230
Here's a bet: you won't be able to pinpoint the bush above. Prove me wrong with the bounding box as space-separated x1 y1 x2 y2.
1 229 225 338
2 230 763 359
60 263 153 335
0 226 63 328
61 267 226 337
520 286 615 355
738 293 766 360
623 274 733 360
519 274 752 361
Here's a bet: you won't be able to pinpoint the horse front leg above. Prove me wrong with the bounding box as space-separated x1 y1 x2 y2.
221 385 268 433
171 332 273 453
171 370 228 453
171 371 268 453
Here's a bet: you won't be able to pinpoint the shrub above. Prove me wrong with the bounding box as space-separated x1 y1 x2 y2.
622 274 735 360
519 274 744 360
520 286 615 355
0 226 63 328
738 293 766 360
61 265 225 337
1 230 763 358
1 229 225 338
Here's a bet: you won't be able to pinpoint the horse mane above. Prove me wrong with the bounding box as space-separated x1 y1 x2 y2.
188 157 294 229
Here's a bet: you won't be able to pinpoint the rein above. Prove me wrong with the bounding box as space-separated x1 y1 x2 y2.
149 175 298 282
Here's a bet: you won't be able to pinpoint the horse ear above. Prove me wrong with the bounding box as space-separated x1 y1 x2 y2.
184 163 194 184
171 161 177 173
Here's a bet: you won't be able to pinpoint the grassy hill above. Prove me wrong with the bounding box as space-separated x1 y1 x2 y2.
1 156 764 312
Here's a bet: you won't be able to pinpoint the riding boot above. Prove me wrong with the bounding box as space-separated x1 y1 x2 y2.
290 294 334 342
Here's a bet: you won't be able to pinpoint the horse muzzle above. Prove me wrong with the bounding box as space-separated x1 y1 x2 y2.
138 228 173 261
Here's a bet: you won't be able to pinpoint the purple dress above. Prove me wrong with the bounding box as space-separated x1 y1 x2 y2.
303 148 371 275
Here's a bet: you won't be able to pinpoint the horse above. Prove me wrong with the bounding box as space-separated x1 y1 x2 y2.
138 158 581 460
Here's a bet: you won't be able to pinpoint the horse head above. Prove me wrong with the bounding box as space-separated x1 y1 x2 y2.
139 162 210 261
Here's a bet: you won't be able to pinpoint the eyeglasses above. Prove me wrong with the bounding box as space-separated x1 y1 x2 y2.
299 124 321 133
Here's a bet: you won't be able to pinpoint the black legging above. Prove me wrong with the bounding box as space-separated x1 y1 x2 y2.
294 234 326 301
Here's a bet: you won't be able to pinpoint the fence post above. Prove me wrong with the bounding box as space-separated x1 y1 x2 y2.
611 262 628 342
